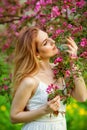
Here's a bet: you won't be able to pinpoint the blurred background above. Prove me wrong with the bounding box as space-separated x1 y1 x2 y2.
0 0 87 130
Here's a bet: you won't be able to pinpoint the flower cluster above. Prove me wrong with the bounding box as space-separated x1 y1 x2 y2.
46 43 84 107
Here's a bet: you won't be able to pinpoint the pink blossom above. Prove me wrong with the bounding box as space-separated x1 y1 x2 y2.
15 32 19 37
3 85 8 90
46 84 60 94
4 78 7 80
54 85 60 90
55 29 64 36
70 54 78 59
46 0 52 4
64 0 67 4
34 1 41 13
65 70 71 78
40 18 46 24
40 0 46 5
71 8 76 13
10 24 17 31
51 6 61 18
67 24 73 29
53 69 58 75
54 57 63 64
80 38 87 47
80 51 87 58
63 22 67 26
2 43 10 51
76 0 86 8
0 7 4 13
46 84 54 93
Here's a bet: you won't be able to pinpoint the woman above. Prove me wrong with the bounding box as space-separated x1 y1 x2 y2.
10 26 87 130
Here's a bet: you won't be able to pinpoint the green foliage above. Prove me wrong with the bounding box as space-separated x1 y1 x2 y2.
66 100 87 130
0 95 22 130
0 53 12 103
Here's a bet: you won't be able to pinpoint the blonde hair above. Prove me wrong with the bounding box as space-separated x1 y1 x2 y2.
12 26 39 96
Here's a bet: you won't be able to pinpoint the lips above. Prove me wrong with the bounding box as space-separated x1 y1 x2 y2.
53 46 60 54
53 46 57 50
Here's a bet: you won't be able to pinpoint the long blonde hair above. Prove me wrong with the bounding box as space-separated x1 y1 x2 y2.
13 26 39 96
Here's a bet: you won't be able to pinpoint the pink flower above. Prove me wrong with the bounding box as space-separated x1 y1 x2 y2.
3 85 8 90
80 51 87 58
40 0 46 6
46 84 54 94
10 24 17 31
15 32 19 37
34 1 41 13
46 0 52 4
71 8 76 13
54 85 60 90
67 24 73 29
54 57 63 64
2 43 10 51
80 38 87 47
51 6 61 18
53 69 58 75
70 54 78 59
76 0 86 8
63 22 67 26
0 7 4 13
55 29 64 35
40 18 46 24
46 84 60 94
65 70 71 78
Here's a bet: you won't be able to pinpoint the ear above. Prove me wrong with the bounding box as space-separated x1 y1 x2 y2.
36 53 41 60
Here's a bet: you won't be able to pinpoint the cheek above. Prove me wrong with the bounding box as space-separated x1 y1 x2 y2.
39 47 54 58
40 47 52 54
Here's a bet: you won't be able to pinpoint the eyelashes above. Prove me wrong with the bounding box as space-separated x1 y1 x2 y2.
43 41 48 46
43 38 55 46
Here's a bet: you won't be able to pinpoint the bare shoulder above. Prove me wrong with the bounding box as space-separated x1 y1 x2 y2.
11 77 38 115
14 77 38 98
22 77 36 86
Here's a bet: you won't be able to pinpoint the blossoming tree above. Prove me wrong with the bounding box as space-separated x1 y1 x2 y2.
0 0 87 130
0 0 87 101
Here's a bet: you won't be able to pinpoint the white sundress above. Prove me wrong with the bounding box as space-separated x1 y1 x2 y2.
22 81 67 130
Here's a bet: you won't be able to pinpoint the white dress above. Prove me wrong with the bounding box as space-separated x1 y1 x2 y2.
22 81 67 130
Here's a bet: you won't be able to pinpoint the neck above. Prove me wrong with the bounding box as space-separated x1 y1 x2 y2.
39 59 51 71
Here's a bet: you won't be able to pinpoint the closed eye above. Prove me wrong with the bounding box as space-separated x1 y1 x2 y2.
43 41 48 46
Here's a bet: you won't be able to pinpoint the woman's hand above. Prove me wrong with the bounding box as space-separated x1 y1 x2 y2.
45 96 60 114
66 37 78 60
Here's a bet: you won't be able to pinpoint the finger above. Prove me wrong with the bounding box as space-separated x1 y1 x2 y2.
51 96 60 103
65 50 77 56
68 37 78 47
67 44 76 51
54 101 60 108
66 37 78 49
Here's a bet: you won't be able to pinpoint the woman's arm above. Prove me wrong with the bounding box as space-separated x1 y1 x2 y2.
65 37 87 102
71 66 87 102
71 75 87 102
10 77 60 124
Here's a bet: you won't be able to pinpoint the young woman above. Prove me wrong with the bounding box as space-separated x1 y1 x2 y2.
10 26 87 130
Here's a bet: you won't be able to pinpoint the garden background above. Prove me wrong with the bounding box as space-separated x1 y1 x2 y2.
0 0 87 130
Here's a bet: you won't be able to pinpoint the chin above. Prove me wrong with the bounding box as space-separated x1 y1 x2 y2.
51 52 58 57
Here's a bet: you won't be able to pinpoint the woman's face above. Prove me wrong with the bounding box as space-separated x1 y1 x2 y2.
36 30 58 59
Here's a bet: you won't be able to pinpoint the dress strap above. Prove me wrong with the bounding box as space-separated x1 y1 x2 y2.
33 77 41 82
